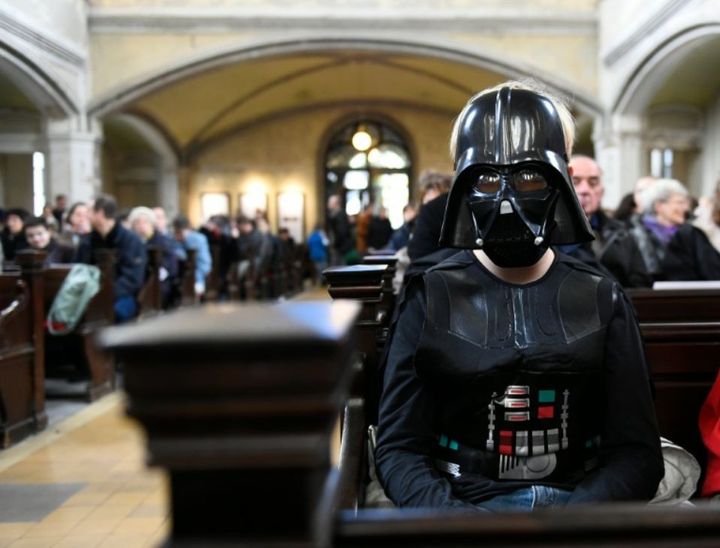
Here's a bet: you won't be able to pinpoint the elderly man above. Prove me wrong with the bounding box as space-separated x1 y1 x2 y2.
129 206 179 308
567 155 651 287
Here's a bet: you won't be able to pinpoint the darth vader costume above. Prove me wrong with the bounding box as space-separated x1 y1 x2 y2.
375 87 663 509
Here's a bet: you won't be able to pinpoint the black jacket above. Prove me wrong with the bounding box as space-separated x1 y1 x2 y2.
407 193 448 261
664 224 720 281
77 222 146 300
1 229 27 262
42 239 75 266
376 250 663 509
569 211 652 288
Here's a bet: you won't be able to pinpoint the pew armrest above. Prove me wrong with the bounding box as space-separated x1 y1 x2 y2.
0 280 28 329
337 397 367 511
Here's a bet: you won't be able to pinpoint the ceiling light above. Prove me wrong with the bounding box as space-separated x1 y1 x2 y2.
352 127 372 151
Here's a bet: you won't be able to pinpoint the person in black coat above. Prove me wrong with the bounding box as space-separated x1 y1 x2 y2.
326 194 353 264
1 207 30 263
77 194 146 322
367 208 394 251
566 156 652 288
630 178 720 282
407 171 454 262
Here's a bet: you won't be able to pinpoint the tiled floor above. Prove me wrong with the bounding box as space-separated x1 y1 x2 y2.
0 394 168 548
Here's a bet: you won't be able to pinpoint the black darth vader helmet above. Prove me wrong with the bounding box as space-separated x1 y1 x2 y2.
439 86 593 266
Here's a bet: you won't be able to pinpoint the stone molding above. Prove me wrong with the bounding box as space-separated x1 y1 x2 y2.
89 6 596 34
603 0 694 66
0 8 86 68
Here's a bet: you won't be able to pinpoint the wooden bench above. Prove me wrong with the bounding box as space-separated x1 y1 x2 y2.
628 288 720 475
99 297 720 546
178 248 198 306
0 252 46 447
41 249 116 401
137 246 163 318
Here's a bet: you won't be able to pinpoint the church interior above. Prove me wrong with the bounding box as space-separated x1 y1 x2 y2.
1 0 720 546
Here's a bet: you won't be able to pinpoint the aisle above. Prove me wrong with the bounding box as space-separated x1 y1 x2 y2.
0 394 168 548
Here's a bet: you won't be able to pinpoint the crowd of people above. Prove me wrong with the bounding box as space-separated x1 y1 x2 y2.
322 159 720 288
2 151 720 327
0 193 302 324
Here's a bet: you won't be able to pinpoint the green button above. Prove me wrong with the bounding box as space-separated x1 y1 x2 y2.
538 389 555 403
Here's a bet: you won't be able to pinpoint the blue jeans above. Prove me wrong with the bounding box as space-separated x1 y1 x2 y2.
477 486 572 512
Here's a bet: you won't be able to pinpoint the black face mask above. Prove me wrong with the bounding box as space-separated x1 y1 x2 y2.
466 166 559 268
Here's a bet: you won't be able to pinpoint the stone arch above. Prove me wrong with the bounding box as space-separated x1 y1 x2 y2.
0 43 78 117
88 35 601 120
103 113 181 217
613 22 720 116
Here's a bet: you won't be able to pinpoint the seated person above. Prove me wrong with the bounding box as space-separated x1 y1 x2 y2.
59 201 91 249
129 206 179 309
23 217 74 265
630 179 720 281
375 81 664 512
172 214 212 298
77 194 146 323
565 155 651 288
1 208 30 263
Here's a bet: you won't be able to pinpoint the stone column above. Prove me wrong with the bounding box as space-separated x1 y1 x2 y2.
44 115 103 203
159 168 180 220
593 113 646 210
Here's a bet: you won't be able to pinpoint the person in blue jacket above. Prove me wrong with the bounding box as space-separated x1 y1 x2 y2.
172 214 212 299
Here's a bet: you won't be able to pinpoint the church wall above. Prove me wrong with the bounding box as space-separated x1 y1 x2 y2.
190 104 454 236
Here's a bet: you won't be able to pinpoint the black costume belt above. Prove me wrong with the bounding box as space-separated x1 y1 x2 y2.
433 441 597 482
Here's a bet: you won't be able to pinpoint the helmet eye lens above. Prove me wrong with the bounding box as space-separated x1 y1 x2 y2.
473 173 501 194
512 170 548 192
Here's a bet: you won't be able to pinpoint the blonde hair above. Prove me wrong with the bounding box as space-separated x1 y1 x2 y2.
449 79 575 161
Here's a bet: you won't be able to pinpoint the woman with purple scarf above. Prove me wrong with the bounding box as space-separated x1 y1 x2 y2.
630 178 720 281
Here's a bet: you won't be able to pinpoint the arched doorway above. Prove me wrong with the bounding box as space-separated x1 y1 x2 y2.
612 24 720 197
324 118 412 229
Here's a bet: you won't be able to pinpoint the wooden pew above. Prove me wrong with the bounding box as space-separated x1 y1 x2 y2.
98 298 720 547
137 246 162 318
178 248 198 306
42 249 116 401
0 251 46 447
323 264 392 426
99 300 361 546
629 288 720 472
324 272 720 509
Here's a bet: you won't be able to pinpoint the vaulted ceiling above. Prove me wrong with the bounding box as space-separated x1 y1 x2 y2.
121 51 512 158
